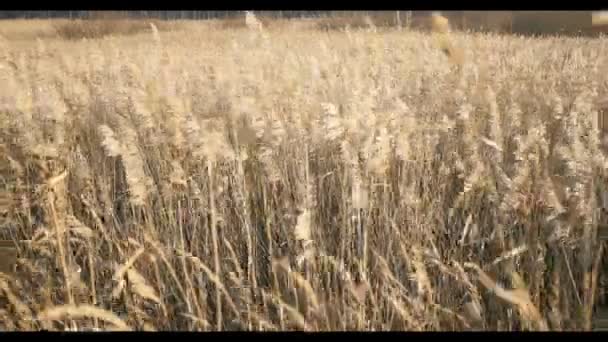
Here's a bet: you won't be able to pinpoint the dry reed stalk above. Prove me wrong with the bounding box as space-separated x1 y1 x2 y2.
44 169 76 330
112 247 145 282
142 233 190 313
272 256 320 314
584 242 605 330
0 277 34 327
466 263 548 331
175 200 197 329
233 154 257 290
172 247 240 320
125 267 161 304
206 160 223 330
2 17 606 332
37 304 132 331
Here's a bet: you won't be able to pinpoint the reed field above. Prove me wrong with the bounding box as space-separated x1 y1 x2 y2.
1 14 608 331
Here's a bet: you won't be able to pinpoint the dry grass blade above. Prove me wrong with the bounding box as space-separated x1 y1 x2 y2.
112 247 145 282
481 137 503 153
246 310 279 331
585 241 605 330
179 313 211 330
491 244 528 266
66 216 95 240
126 268 161 304
465 263 548 331
0 278 32 320
173 247 240 318
142 233 189 307
37 305 132 331
273 256 320 310
46 169 68 188
266 290 307 330
463 301 483 326
388 296 419 331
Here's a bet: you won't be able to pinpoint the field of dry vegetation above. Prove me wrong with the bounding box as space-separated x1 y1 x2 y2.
1 15 608 331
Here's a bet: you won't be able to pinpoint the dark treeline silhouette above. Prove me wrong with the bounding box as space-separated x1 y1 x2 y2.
0 11 333 20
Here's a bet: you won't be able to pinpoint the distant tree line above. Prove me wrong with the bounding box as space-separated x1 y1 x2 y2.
0 11 336 20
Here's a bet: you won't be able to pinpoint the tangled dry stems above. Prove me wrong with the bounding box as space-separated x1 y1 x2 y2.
0 16 607 331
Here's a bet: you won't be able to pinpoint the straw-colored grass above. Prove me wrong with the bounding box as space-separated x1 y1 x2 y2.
0 14 607 331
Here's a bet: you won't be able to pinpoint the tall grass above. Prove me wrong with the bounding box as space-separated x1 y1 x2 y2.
0 16 607 331
52 18 175 40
